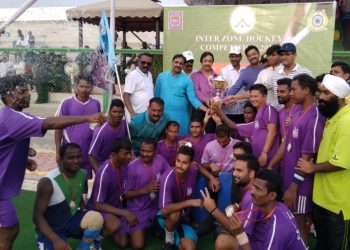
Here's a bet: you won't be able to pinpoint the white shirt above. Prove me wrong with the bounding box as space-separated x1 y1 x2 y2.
0 61 14 77
255 64 283 110
124 67 154 116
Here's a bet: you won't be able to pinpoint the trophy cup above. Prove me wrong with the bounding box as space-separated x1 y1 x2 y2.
209 75 228 110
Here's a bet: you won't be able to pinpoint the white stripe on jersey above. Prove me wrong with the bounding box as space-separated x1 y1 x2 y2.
162 169 174 208
267 214 277 250
96 163 109 202
88 122 108 154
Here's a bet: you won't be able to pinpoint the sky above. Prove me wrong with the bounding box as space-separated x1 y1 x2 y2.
0 0 187 8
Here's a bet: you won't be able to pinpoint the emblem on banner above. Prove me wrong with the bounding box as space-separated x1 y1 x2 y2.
168 11 183 30
230 6 256 34
307 10 328 32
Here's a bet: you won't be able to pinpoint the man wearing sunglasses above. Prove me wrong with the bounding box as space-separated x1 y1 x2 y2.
124 53 154 121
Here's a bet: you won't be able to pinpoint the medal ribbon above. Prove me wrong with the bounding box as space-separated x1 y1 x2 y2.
110 160 124 202
143 159 156 184
175 175 184 202
235 206 276 222
61 170 79 206
283 104 296 138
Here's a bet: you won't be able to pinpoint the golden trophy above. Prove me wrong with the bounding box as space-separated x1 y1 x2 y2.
209 75 228 110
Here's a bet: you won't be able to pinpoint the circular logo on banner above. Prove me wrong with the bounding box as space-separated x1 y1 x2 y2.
307 10 328 32
230 7 256 34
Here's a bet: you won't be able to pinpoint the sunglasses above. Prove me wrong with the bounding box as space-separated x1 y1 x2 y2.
140 61 152 66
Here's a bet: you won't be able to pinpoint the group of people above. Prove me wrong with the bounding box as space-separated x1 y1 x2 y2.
0 41 350 250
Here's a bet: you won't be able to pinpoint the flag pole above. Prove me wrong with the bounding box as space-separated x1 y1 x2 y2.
109 0 131 141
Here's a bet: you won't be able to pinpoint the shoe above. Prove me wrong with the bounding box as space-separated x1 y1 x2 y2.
162 242 177 250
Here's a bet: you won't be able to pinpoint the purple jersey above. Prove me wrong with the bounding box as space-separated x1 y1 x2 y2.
281 106 324 212
87 161 127 210
183 134 216 164
278 104 301 139
201 138 239 173
124 155 170 230
88 120 127 165
237 104 279 166
157 140 179 167
56 96 101 175
239 187 259 237
250 203 306 250
0 107 45 198
159 166 198 223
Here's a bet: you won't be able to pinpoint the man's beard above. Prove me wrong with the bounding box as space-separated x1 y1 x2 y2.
278 97 288 105
318 97 339 118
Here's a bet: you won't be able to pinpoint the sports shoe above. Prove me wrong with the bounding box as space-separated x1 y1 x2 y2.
162 242 177 250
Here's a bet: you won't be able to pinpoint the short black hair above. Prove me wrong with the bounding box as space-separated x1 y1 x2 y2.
59 143 81 159
256 169 284 202
315 73 326 84
266 44 281 56
172 54 186 63
331 61 350 74
177 145 195 162
277 78 292 89
141 137 157 150
77 74 93 85
138 53 153 60
244 102 257 114
245 45 259 56
111 138 132 153
233 141 253 154
292 74 317 95
110 98 125 110
0 75 27 104
235 153 259 174
200 51 214 63
166 120 180 129
250 84 267 96
190 116 204 126
215 124 231 138
149 97 164 106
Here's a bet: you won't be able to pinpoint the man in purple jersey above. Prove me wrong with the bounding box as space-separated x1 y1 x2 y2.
0 75 105 249
276 78 301 139
88 99 127 172
201 170 306 250
214 154 259 250
269 74 324 246
215 84 279 167
55 75 101 179
124 137 170 249
157 121 181 166
157 145 202 250
87 138 137 249
180 116 216 164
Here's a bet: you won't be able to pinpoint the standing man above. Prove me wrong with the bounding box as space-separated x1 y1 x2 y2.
55 75 101 179
123 53 154 120
124 138 170 249
221 46 245 123
270 74 324 246
34 143 104 250
182 51 195 76
87 138 137 249
129 97 170 156
88 99 127 172
0 75 105 250
297 74 350 250
157 145 202 250
155 54 207 135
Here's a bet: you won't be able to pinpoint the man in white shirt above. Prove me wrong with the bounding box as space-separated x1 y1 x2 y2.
221 46 245 123
123 53 154 121
255 44 283 109
182 51 195 76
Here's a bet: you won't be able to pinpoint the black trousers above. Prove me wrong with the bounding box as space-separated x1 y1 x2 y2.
312 203 350 250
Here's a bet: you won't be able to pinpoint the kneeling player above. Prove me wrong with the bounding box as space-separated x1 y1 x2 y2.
33 143 103 250
158 144 202 250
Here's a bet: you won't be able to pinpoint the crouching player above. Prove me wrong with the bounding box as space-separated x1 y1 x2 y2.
157 144 203 250
33 143 103 250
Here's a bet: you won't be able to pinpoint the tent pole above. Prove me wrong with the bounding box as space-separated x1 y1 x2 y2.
155 18 160 49
78 18 83 48
110 0 115 48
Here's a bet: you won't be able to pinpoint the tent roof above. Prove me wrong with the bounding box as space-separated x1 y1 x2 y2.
66 0 163 32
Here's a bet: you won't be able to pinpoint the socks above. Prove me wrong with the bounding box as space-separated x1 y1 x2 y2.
165 228 175 244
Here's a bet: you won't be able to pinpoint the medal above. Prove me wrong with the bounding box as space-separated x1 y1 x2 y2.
120 195 124 203
150 192 156 200
69 200 76 209
287 143 292 152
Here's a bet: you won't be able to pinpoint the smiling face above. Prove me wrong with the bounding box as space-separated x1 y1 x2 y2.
229 53 242 68
249 90 266 109
279 52 296 67
233 160 253 187
172 57 185 74
147 101 164 124
201 55 214 72
246 48 260 66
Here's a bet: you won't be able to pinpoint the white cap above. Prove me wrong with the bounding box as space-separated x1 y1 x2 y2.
322 74 350 98
229 45 241 55
182 51 194 61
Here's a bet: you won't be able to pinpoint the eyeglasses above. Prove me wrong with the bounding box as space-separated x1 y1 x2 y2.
140 61 152 66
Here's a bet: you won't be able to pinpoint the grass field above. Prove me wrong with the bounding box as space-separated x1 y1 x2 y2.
13 190 316 250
